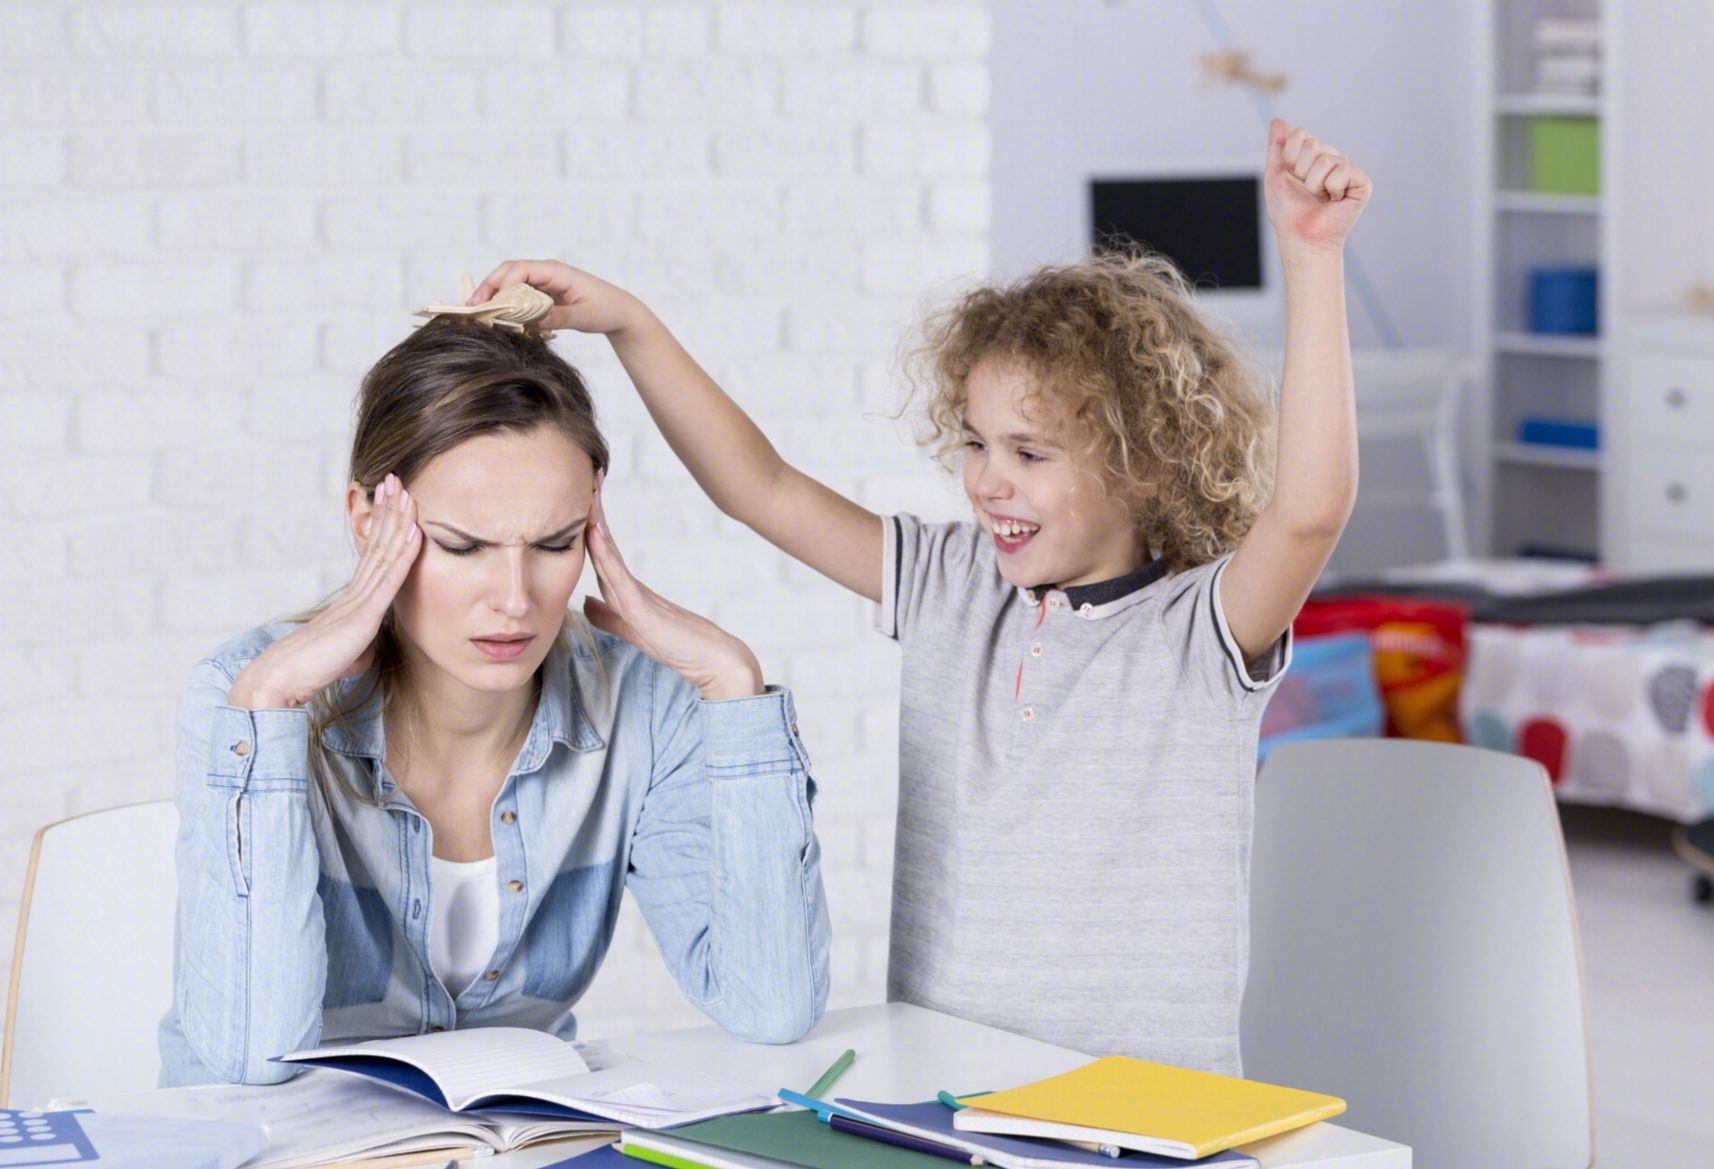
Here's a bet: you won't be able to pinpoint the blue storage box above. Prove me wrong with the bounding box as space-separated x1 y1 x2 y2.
1517 417 1599 450
1529 266 1598 335
1258 633 1385 761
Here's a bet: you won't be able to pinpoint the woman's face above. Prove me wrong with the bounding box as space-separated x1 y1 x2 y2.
370 426 596 698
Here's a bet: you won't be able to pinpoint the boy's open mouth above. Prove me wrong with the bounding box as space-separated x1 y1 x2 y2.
989 516 1040 553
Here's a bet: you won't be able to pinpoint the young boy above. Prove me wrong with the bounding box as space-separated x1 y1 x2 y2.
471 119 1367 1073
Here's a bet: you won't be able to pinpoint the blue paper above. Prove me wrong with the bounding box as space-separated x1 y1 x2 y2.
0 1110 265 1169
540 1142 627 1169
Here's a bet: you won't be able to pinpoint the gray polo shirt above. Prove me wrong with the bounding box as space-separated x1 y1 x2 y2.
877 514 1290 1075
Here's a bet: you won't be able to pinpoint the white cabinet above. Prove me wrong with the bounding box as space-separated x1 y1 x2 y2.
1603 3 1714 573
1612 319 1714 569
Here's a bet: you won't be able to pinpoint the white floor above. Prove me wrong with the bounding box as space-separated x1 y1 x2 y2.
1559 804 1714 1167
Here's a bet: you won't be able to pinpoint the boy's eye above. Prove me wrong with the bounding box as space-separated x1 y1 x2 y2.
435 542 481 557
964 439 986 452
536 539 578 554
1017 449 1043 463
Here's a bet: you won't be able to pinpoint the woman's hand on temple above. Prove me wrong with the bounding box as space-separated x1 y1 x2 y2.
580 492 764 703
227 474 422 710
467 260 646 338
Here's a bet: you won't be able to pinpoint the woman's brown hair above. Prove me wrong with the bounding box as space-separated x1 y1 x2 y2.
300 319 609 805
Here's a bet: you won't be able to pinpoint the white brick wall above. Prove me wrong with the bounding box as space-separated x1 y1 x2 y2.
0 1 987 1044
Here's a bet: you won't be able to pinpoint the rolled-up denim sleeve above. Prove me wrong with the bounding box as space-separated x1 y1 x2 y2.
160 659 328 1085
625 664 831 1044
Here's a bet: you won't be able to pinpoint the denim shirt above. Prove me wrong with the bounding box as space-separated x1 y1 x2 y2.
158 622 831 1086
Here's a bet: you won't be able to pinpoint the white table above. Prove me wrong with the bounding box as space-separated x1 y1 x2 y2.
481 1003 1409 1169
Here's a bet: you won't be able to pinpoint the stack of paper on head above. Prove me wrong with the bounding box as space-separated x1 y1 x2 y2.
952 1057 1346 1161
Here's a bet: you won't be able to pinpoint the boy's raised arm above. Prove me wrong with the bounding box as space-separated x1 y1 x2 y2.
470 261 885 603
1221 120 1369 662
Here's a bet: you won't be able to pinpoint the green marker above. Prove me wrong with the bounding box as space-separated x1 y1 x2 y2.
804 1048 856 1099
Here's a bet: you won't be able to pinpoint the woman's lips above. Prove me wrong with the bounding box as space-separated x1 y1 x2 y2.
472 635 534 661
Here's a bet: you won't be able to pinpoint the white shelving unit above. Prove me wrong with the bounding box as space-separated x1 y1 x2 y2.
1472 0 1613 561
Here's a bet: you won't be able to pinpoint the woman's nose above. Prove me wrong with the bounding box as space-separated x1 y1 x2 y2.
489 549 530 617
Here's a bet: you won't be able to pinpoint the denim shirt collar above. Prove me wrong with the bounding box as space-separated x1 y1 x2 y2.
320 634 607 796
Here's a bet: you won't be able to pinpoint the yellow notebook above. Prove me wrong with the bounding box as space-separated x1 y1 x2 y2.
954 1057 1345 1160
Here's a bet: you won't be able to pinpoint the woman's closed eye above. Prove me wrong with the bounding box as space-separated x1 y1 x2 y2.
434 537 579 557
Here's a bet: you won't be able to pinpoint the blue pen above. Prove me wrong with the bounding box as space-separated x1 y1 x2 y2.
777 1087 868 1123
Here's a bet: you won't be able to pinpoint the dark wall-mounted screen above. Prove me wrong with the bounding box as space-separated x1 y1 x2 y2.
1089 176 1263 290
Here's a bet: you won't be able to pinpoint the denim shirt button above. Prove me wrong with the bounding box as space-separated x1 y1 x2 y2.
231 740 250 757
499 810 516 825
507 880 524 894
483 969 500 981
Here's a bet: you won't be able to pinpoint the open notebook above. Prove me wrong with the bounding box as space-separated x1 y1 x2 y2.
53 1069 614 1168
277 1027 775 1128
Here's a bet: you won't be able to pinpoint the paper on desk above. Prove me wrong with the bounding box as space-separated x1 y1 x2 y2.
41 1112 266 1169
53 1069 534 1169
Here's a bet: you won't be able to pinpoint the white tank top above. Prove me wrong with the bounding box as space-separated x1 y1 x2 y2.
428 854 499 998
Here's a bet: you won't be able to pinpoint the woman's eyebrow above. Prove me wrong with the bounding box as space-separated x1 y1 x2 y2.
422 518 588 543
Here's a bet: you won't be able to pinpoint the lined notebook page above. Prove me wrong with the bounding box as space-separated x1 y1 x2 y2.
525 1064 775 1124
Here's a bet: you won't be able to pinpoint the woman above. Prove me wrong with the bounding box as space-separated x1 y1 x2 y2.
159 319 829 1086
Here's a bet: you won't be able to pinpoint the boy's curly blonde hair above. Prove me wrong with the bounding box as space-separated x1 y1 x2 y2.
910 250 1276 573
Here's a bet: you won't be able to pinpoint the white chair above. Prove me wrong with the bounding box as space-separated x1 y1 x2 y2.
1242 739 1593 1168
2 800 178 1107
1262 347 1471 575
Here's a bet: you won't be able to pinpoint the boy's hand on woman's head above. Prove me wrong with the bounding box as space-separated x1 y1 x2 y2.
1263 118 1371 257
580 490 765 703
468 260 646 337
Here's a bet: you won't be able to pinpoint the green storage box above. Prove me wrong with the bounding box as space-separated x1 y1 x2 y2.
1528 116 1600 195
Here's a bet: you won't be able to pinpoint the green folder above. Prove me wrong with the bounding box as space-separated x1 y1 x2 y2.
1528 116 1600 195
624 1111 952 1169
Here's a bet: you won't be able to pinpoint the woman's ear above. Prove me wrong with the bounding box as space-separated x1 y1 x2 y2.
346 479 375 554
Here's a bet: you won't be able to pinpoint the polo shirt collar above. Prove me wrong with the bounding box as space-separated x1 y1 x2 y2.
1019 558 1170 616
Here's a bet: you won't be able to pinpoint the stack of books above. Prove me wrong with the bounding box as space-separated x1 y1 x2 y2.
1531 17 1601 98
616 1057 1346 1169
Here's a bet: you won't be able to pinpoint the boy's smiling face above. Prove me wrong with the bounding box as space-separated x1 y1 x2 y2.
961 356 1144 591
